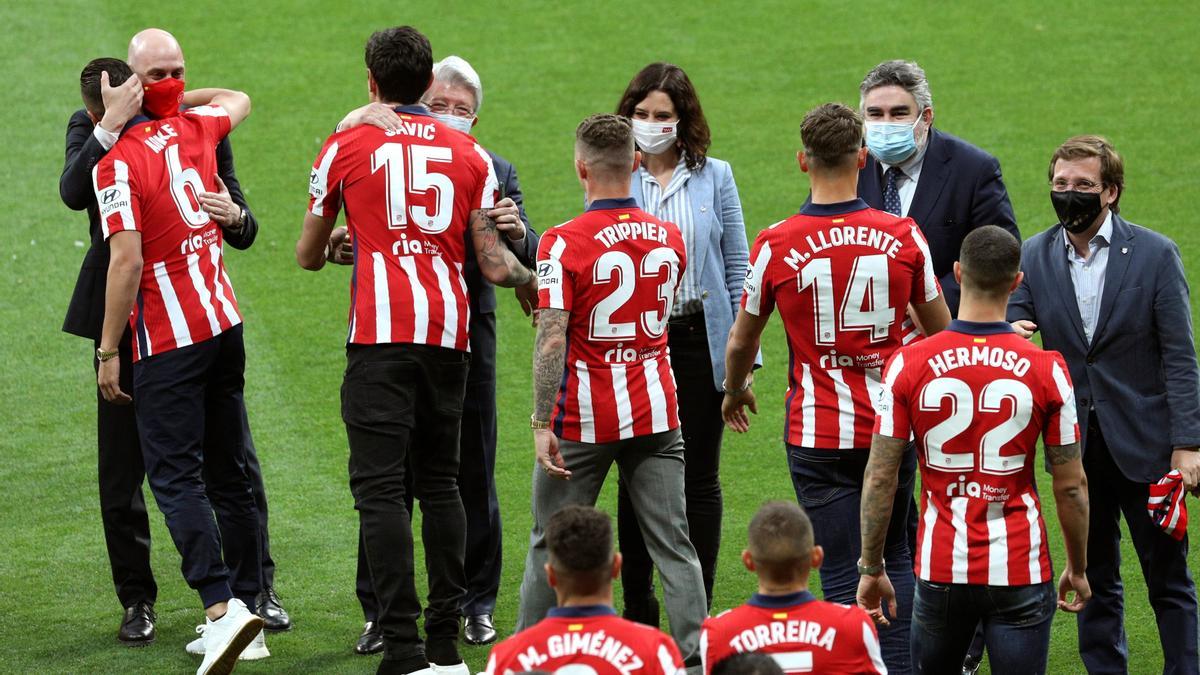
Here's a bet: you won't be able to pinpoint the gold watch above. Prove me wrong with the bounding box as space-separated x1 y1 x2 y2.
96 347 119 362
530 416 551 430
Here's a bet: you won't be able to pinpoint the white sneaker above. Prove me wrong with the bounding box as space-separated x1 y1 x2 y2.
196 598 265 675
187 624 270 660
430 662 470 675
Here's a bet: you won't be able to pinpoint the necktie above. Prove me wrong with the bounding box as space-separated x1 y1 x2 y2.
882 166 903 215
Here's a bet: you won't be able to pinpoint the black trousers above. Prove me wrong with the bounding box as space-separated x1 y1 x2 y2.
616 310 725 609
356 312 503 621
1077 414 1199 674
344 343 469 663
132 325 262 608
92 331 276 609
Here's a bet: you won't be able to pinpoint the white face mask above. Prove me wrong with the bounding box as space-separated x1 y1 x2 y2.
432 112 475 135
631 118 678 155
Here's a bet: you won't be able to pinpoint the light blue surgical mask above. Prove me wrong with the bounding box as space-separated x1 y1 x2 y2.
865 116 922 165
432 112 475 135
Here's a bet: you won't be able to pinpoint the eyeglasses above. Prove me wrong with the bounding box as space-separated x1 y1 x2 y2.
425 101 476 118
1051 179 1104 193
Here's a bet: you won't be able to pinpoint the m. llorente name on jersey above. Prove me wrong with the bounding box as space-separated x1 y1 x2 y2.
513 629 646 675
781 223 906 271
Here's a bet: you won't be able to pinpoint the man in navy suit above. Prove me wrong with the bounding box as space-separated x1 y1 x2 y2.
334 55 539 653
856 60 1019 317
1009 135 1200 674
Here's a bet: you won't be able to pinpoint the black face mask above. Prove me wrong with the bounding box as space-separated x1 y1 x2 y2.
1051 190 1104 234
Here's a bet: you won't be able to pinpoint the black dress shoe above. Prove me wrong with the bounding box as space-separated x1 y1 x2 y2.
117 601 156 646
622 594 660 627
463 614 497 645
356 621 385 655
255 587 292 631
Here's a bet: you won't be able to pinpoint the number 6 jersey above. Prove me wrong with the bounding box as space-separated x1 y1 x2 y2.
308 105 497 351
537 198 687 444
873 320 1079 585
742 199 940 450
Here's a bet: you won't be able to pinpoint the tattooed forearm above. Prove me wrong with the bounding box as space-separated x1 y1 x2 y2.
532 309 570 422
472 210 534 287
860 434 906 564
1045 442 1081 466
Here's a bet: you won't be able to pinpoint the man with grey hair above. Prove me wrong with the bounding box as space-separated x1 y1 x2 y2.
337 54 538 652
856 59 1019 317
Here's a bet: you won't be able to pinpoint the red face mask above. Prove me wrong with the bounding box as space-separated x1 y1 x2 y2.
142 77 184 119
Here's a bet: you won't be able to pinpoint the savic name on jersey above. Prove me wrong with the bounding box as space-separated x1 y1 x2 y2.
742 200 939 450
92 106 241 361
875 321 1079 586
537 199 687 444
307 108 497 351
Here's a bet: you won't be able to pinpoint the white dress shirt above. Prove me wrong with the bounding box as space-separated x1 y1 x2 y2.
1065 211 1114 344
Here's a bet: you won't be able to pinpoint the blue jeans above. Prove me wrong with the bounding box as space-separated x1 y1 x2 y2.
911 579 1055 674
788 445 916 675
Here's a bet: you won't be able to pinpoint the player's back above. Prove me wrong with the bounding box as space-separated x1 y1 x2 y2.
876 320 1078 586
537 199 687 443
742 200 939 449
308 109 496 350
701 592 886 675
486 609 684 675
95 106 238 360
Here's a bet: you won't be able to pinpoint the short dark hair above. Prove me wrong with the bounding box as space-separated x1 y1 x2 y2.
1049 135 1125 213
616 62 711 171
576 113 634 180
800 103 863 171
747 501 814 585
958 225 1021 298
546 505 614 595
712 652 785 675
80 58 134 117
364 26 433 105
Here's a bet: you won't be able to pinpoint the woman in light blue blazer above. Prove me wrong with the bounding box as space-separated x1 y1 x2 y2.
614 62 751 621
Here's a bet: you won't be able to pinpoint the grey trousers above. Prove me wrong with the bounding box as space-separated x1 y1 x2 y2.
515 428 705 663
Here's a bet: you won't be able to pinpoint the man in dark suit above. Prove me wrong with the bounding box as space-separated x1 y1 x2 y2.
334 55 539 653
1009 135 1200 674
856 60 1019 316
59 30 288 644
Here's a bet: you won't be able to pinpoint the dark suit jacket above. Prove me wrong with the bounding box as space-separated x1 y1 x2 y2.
59 108 258 340
858 127 1018 315
461 150 539 316
1007 215 1200 482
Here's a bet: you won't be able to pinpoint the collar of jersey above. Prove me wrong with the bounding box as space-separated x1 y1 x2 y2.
948 319 1015 335
587 197 638 212
122 114 151 134
546 604 618 618
391 104 431 117
799 198 870 217
748 590 816 609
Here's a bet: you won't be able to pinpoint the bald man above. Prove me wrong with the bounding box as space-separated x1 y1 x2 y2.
59 28 285 645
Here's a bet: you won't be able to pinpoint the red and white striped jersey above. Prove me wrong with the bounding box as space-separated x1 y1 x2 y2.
537 198 687 444
742 199 940 449
874 320 1080 585
93 106 240 362
308 106 496 351
701 592 886 675
485 606 685 675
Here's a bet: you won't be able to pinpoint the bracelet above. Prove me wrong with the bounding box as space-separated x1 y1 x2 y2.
857 558 885 576
722 378 752 395
530 416 551 430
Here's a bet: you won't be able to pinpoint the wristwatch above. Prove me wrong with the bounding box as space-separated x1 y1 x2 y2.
236 206 248 230
96 347 119 362
722 378 752 395
530 416 551 430
857 558 885 576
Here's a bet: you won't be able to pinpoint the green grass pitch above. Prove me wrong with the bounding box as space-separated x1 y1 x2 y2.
2 1 1198 672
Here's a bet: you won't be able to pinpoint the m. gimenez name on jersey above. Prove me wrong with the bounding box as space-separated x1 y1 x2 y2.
537 197 687 444
485 606 685 675
308 105 497 351
874 320 1079 586
93 105 240 361
701 591 887 675
742 198 939 450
